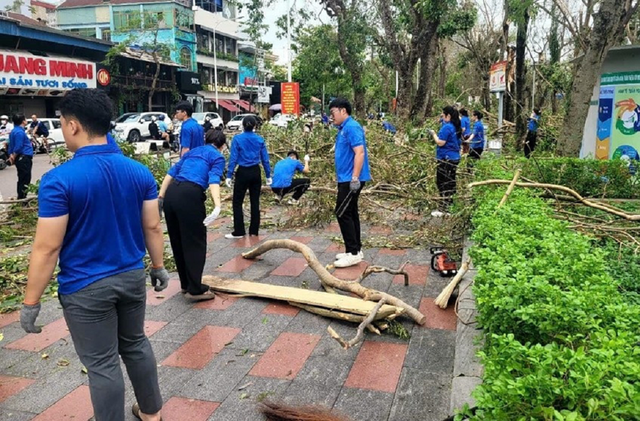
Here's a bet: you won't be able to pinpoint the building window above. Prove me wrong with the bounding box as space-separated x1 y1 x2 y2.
226 38 235 56
176 10 193 29
64 27 98 38
180 47 192 70
101 29 111 41
113 11 140 31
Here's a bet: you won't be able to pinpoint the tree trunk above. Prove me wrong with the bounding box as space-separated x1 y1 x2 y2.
149 56 161 112
437 41 447 99
558 0 639 156
396 68 414 120
514 9 529 141
412 31 438 120
481 73 491 111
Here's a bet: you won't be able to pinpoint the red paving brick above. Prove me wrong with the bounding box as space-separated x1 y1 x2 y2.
333 261 369 281
144 321 168 338
31 385 93 421
419 297 457 330
370 225 392 235
217 255 256 273
0 311 18 329
147 278 182 306
289 236 313 244
0 375 35 403
326 222 341 233
379 248 407 256
249 332 320 380
207 232 222 243
262 302 300 317
162 397 219 420
230 235 265 248
162 326 241 369
325 242 343 253
5 317 68 352
402 213 422 221
393 264 429 286
271 257 308 277
344 341 408 393
194 293 239 310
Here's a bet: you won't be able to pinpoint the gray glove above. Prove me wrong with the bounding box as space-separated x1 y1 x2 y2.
158 197 164 219
20 302 42 334
150 267 170 292
350 179 361 192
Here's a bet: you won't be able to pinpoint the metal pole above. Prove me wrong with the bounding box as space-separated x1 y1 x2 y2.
213 25 219 110
287 0 292 82
497 91 504 129
322 83 325 111
531 63 536 107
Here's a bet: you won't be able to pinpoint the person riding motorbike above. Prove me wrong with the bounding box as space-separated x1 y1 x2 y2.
0 115 13 137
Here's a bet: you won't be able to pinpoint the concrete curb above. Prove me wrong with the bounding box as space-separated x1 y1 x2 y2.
449 238 483 416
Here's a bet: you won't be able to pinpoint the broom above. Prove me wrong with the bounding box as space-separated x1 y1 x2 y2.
434 260 470 309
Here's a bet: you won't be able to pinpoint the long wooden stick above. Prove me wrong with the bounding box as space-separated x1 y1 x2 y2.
243 240 427 325
497 169 522 209
327 299 387 349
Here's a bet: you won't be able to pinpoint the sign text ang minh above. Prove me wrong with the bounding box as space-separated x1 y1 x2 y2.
281 82 300 115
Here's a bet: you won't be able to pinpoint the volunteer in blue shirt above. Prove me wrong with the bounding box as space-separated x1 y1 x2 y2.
467 110 486 161
174 101 204 156
157 114 169 141
159 129 225 301
19 89 170 421
225 116 271 239
429 105 462 217
7 114 33 199
329 98 371 268
460 109 471 139
271 150 311 205
525 108 541 159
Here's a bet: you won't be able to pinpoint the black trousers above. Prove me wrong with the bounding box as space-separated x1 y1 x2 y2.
16 154 32 199
469 148 483 160
233 165 261 236
436 159 459 210
335 181 365 255
524 131 537 159
272 178 311 200
163 181 209 295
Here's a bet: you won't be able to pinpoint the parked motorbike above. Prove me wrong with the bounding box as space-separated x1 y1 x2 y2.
0 138 10 170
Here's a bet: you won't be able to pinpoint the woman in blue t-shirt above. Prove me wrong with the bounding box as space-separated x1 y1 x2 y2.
467 110 486 161
429 106 462 217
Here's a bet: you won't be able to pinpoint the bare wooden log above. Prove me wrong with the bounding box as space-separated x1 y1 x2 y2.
469 180 640 221
497 169 522 209
289 303 381 335
327 299 387 349
356 261 409 286
242 240 427 325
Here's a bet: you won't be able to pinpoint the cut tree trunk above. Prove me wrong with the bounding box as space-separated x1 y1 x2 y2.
514 9 530 141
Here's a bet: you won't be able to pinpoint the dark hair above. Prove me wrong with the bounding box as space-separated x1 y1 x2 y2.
473 110 483 120
459 109 469 117
287 150 299 160
533 108 541 116
443 106 462 139
12 114 26 126
58 89 113 137
175 101 194 117
205 128 226 148
243 115 258 132
328 98 352 115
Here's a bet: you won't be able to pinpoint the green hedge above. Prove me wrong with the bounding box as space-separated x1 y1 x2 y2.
464 188 640 420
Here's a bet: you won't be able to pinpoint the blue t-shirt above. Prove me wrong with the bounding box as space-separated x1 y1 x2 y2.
38 143 158 295
436 122 461 161
382 122 397 134
470 121 485 149
334 116 371 183
528 115 540 132
272 157 304 188
227 131 271 178
180 118 204 150
158 121 168 133
8 126 33 156
461 116 471 137
168 145 226 189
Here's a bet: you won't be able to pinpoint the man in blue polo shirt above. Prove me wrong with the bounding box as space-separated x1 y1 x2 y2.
524 108 541 158
329 98 371 268
271 150 311 205
7 114 33 199
174 101 204 156
20 89 169 421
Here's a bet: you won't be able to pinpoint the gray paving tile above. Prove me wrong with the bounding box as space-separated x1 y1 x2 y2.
333 387 394 421
0 348 33 373
208 376 290 421
286 309 331 336
148 318 209 344
388 369 451 421
386 283 423 310
282 355 352 408
450 376 481 415
0 408 36 420
424 273 455 298
404 328 456 374
149 339 183 362
144 294 192 322
3 337 78 378
0 324 28 346
227 314 292 352
360 272 393 293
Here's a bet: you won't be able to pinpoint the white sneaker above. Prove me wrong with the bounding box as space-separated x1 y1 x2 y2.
287 198 299 205
335 251 364 260
430 210 444 217
334 253 363 268
225 233 244 239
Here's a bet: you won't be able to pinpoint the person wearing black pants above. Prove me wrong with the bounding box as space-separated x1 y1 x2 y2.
225 116 271 239
271 150 311 205
429 106 462 217
524 108 541 159
335 180 365 257
7 114 33 199
159 130 227 301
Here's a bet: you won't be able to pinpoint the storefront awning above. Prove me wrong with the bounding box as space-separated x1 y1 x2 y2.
216 99 241 112
232 99 254 112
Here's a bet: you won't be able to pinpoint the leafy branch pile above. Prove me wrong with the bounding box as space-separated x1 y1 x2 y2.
464 187 640 420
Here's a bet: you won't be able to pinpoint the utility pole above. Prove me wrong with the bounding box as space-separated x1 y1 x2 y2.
286 0 292 82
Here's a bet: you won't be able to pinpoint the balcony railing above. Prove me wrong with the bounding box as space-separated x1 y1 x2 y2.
112 75 174 90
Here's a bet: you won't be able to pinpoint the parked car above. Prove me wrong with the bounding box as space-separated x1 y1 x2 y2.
226 114 263 131
113 112 169 142
268 113 295 128
192 112 224 130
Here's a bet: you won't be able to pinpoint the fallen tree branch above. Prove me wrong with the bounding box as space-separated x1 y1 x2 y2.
434 261 470 309
327 299 387 349
356 261 409 285
242 240 427 325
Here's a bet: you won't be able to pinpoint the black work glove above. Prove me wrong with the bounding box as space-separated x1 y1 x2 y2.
20 302 42 334
150 267 170 292
158 197 164 219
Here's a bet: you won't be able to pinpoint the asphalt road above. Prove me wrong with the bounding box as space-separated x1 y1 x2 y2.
0 153 53 200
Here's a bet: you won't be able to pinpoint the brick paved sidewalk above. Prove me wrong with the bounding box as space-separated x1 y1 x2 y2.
0 218 458 421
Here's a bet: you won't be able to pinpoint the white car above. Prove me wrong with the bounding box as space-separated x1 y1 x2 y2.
113 112 169 142
226 114 263 131
192 112 223 130
268 113 295 128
